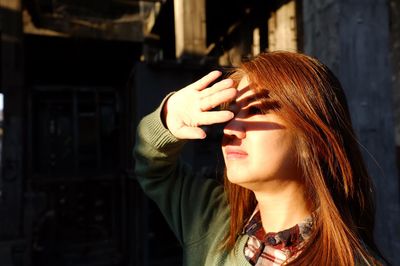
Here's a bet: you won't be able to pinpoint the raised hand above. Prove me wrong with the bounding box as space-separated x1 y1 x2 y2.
163 71 237 139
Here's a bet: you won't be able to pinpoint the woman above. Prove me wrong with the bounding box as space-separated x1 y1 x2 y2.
134 51 386 265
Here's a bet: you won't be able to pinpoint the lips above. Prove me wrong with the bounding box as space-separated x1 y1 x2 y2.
224 146 248 160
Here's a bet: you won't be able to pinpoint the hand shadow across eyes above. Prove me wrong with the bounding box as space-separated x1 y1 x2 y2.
219 85 285 132
224 120 286 131
202 86 286 138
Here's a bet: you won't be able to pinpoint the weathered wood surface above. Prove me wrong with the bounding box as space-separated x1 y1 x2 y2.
174 0 207 58
390 0 400 147
303 0 400 264
268 0 297 52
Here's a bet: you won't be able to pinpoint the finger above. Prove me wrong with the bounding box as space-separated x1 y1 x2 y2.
200 88 237 111
191 71 222 91
197 110 234 125
200 78 234 98
177 127 207 139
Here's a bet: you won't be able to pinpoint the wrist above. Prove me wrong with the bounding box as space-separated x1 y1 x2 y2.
161 92 175 129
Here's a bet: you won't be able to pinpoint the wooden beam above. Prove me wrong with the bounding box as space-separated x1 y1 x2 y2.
174 0 206 59
268 0 297 52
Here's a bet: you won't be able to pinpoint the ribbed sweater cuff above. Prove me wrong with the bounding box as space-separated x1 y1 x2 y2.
139 93 187 150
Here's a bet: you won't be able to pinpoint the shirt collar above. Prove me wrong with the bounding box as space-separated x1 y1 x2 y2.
243 205 314 249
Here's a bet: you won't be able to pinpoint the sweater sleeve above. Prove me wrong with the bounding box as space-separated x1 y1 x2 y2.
133 98 229 246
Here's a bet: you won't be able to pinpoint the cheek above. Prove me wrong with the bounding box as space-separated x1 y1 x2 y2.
254 133 297 167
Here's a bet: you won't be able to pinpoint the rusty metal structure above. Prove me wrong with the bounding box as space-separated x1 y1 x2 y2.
1 0 399 265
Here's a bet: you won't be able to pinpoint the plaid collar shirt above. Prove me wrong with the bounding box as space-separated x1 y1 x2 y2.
243 206 313 266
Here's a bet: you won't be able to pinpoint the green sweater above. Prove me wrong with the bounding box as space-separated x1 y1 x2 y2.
134 103 252 266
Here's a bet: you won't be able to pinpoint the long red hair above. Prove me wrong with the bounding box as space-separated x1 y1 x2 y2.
222 51 385 265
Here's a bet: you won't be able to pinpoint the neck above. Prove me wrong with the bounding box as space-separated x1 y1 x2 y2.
253 180 311 233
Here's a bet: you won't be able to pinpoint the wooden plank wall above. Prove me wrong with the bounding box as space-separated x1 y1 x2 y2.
302 0 400 264
390 0 400 166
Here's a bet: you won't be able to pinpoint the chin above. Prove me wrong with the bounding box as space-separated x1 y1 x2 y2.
226 174 243 185
226 173 254 188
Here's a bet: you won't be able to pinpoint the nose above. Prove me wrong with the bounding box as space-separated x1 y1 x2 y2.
223 117 246 139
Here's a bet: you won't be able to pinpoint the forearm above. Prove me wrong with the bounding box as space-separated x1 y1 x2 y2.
133 97 189 239
133 99 228 246
134 95 187 194
134 71 235 246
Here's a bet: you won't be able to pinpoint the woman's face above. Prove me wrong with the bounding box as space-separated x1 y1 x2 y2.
221 77 301 191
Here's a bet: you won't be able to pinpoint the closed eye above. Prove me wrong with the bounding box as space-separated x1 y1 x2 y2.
223 101 240 115
247 105 264 116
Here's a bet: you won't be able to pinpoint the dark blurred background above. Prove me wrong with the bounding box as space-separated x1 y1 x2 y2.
0 0 400 265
